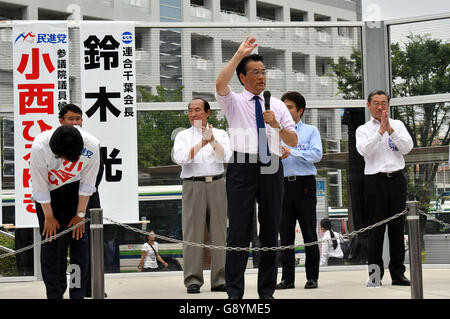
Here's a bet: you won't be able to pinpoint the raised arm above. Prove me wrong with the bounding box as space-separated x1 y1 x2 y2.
216 37 258 96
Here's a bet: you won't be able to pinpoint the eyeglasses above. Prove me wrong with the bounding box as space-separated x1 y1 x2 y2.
247 70 266 76
371 102 388 107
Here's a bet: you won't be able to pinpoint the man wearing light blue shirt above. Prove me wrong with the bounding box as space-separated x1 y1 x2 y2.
276 91 323 290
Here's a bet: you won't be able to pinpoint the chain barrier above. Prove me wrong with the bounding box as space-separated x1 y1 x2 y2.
419 210 450 228
0 218 90 260
104 208 410 252
0 208 419 259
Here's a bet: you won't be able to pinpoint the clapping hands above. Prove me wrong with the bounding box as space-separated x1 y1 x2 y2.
202 124 214 142
378 111 393 135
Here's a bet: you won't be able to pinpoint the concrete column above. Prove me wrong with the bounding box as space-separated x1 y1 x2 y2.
362 21 390 121
246 0 257 22
24 4 38 20
181 29 192 101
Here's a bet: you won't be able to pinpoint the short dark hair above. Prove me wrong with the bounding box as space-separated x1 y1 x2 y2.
59 103 82 119
236 54 264 86
367 90 390 103
49 125 84 162
320 218 332 231
188 97 211 113
281 91 306 113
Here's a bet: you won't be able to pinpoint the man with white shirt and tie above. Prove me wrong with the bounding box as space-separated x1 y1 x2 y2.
356 90 413 287
172 97 232 294
215 37 297 299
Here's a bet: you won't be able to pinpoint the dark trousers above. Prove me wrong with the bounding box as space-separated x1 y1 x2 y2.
225 154 284 298
280 175 319 283
36 181 89 299
365 173 406 281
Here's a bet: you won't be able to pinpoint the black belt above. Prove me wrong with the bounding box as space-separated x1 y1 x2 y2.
284 175 314 182
375 170 403 178
184 175 223 182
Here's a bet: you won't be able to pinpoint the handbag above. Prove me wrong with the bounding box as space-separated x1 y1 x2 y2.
338 234 351 260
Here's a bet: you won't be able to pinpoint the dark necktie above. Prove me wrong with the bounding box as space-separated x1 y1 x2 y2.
253 96 270 163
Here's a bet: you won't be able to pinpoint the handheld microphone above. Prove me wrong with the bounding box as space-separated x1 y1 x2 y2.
263 91 271 111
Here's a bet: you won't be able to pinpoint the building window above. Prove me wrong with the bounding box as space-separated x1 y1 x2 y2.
122 0 150 13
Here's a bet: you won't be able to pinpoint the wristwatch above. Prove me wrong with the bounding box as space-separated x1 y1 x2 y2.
77 211 86 218
277 123 284 133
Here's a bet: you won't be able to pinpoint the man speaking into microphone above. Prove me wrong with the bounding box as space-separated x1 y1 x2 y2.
215 36 297 299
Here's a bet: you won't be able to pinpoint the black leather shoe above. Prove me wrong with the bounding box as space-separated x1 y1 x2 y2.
259 295 275 299
392 275 411 286
187 284 200 293
211 284 227 292
304 279 318 289
275 280 295 290
228 295 242 299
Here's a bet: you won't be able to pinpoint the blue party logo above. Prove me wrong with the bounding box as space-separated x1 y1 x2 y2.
122 32 133 44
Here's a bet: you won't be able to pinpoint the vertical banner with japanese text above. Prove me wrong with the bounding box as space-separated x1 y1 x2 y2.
13 21 69 227
80 22 139 223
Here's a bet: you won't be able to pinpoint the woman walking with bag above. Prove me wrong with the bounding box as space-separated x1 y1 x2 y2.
138 231 168 272
319 218 345 266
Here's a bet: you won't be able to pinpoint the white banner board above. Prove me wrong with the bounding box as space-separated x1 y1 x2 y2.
13 21 69 227
80 22 139 223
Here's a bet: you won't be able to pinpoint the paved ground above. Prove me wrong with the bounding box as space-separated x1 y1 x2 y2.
1 265 449 299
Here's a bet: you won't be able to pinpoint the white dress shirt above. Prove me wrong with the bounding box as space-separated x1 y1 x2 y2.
320 230 344 266
172 126 232 179
30 125 100 203
356 117 413 175
215 86 296 157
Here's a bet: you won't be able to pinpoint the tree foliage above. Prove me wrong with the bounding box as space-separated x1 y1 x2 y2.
137 86 228 168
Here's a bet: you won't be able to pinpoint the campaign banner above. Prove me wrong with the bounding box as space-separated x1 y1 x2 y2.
13 21 69 227
80 22 139 223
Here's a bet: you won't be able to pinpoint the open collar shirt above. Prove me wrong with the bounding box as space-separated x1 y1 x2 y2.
215 86 296 157
356 116 413 175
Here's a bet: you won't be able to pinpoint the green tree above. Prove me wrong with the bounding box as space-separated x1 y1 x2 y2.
137 86 228 168
0 235 18 276
331 49 363 99
390 34 450 211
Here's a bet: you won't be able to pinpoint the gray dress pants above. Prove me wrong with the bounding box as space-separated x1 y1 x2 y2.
182 178 227 289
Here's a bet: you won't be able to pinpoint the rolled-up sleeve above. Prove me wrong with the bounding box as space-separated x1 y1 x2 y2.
79 144 100 197
290 127 323 163
30 144 51 203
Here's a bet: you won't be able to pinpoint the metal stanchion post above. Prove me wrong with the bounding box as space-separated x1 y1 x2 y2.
89 208 105 299
406 201 423 299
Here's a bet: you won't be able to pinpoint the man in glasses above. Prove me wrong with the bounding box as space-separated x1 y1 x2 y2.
215 37 297 299
356 90 413 287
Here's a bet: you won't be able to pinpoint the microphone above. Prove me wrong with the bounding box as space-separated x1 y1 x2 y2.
263 91 271 111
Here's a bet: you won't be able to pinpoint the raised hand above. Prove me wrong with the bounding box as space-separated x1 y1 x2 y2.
237 36 258 56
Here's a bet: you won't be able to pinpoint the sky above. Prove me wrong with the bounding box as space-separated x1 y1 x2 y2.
361 0 450 21
361 0 450 44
